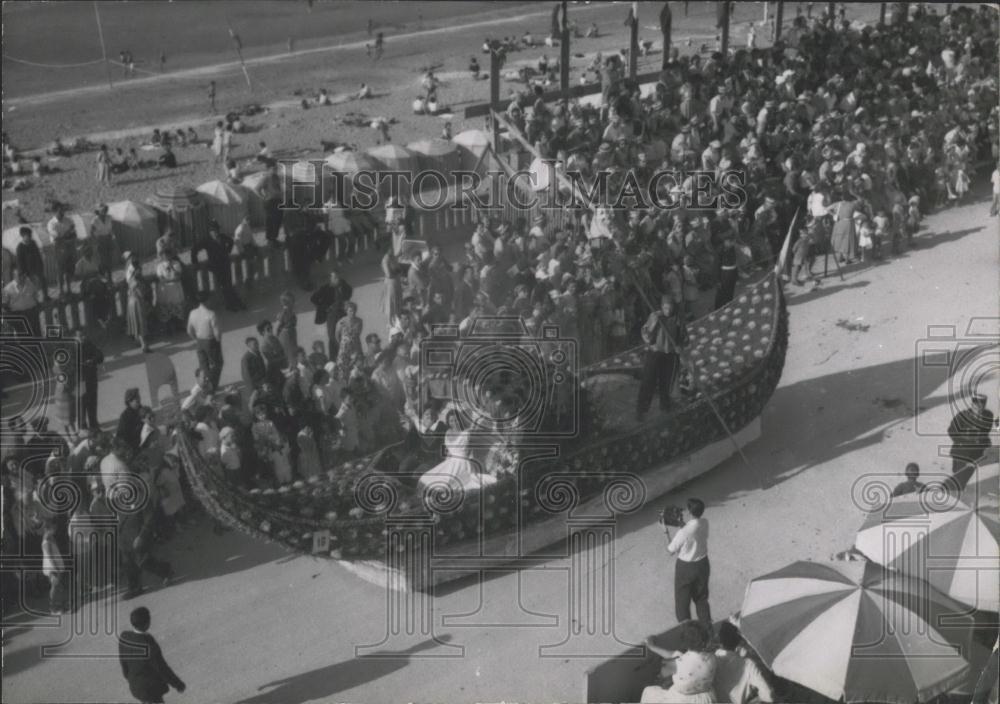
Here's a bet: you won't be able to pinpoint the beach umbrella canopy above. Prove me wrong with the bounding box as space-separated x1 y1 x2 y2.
324 151 382 174
962 449 999 511
854 478 999 612
740 560 973 704
2 223 50 251
452 129 490 152
453 129 491 171
196 180 248 206
196 180 250 235
407 138 461 173
366 144 417 173
3 215 89 285
2 215 88 251
323 151 384 202
107 201 160 260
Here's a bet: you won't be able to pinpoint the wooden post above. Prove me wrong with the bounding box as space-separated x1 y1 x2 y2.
660 2 672 69
489 44 501 153
879 2 886 24
560 0 570 97
896 3 909 25
774 0 784 41
719 1 730 58
628 3 639 80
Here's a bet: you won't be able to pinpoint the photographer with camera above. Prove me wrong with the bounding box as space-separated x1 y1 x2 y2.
662 498 712 628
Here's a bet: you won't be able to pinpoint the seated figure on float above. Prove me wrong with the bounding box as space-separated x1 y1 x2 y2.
418 406 496 494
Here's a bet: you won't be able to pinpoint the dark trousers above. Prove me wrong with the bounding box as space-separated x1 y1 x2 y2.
195 339 223 389
119 547 171 595
81 379 99 429
637 351 678 414
715 268 738 309
675 556 711 626
212 268 244 311
264 199 283 242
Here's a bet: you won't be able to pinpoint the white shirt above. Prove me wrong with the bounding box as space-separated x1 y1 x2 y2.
667 517 709 562
195 421 220 457
234 221 254 247
808 191 830 217
181 381 214 412
47 215 74 241
2 278 38 311
91 215 113 239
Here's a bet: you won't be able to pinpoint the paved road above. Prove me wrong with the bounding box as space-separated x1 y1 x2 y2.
4 195 997 703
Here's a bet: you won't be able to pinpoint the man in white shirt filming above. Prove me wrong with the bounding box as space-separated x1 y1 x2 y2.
664 497 712 627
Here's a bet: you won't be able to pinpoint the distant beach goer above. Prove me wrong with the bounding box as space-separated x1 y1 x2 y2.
96 144 111 186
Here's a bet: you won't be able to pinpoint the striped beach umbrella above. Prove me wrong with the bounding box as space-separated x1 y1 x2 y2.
854 480 1000 613
740 560 973 703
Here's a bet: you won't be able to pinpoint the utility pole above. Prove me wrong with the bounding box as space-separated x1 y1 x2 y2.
560 0 570 98
879 2 886 25
827 2 835 25
774 0 784 42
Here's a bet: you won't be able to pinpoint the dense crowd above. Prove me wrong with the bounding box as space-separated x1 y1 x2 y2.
2 4 998 622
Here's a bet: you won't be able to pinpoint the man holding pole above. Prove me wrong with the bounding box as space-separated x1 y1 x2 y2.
637 295 687 421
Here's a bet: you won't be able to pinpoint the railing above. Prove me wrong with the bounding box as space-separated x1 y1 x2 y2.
16 203 480 332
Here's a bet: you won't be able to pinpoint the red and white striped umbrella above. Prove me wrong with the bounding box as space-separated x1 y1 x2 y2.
740 560 973 704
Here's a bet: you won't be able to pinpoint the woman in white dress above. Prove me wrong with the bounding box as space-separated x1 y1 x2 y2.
418 409 496 494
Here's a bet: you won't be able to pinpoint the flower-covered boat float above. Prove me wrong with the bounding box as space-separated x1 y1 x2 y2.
177 272 788 592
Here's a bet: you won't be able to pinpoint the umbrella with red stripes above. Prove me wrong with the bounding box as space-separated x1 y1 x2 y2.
739 560 973 704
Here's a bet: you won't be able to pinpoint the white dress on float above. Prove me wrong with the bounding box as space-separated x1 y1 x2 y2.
419 430 496 493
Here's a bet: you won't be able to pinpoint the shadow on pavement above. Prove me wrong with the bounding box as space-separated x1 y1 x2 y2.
235 635 453 704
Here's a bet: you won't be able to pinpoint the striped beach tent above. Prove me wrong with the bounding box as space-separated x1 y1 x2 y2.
740 560 973 703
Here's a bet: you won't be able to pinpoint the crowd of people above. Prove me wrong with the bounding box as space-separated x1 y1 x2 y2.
2 1 998 627
1 392 185 613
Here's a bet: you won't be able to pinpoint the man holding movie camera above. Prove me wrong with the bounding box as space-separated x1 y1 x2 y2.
661 497 712 627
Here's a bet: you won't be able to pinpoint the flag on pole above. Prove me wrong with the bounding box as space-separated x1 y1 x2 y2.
773 207 799 276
